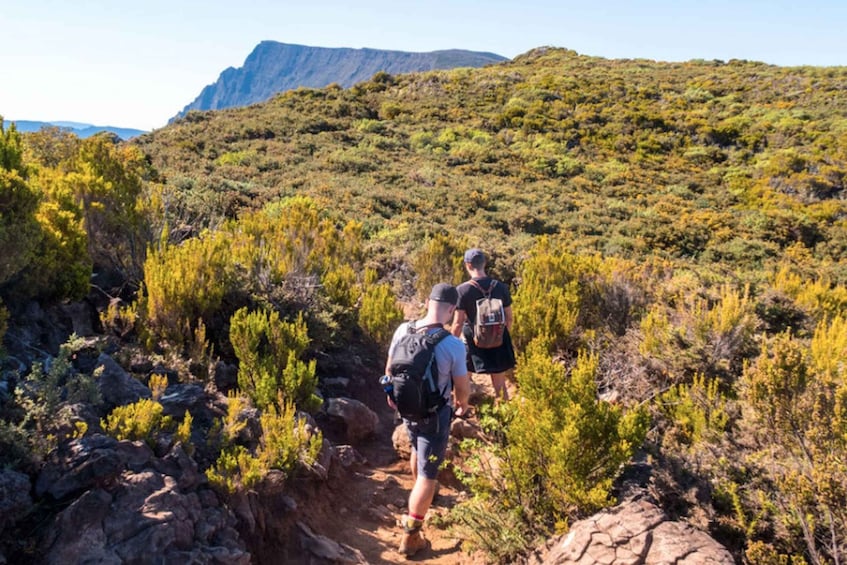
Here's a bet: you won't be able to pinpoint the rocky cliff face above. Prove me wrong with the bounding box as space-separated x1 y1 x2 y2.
175 41 507 118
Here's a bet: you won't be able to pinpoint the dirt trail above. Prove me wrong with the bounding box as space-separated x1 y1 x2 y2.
322 458 473 564
308 371 500 564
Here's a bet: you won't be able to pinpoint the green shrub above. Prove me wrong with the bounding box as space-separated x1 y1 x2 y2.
12 335 102 460
358 272 404 347
354 119 386 134
456 338 649 555
174 410 194 454
101 398 172 445
511 238 588 351
741 325 847 562
206 393 322 493
141 229 233 348
227 198 363 304
445 498 533 563
773 266 847 321
67 135 150 281
639 282 757 383
21 169 91 300
0 120 41 288
256 398 322 473
216 150 256 167
229 307 320 411
411 233 466 300
321 264 360 309
745 541 806 565
100 299 139 338
657 374 730 448
101 374 182 446
206 443 264 494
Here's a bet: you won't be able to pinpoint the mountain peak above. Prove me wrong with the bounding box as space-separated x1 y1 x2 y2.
175 41 507 120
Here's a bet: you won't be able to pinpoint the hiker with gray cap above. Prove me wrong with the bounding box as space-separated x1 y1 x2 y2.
383 282 470 556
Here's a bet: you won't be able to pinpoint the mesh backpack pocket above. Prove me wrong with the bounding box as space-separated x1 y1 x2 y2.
470 280 505 349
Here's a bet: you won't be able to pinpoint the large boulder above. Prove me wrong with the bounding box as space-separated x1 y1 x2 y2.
56 301 97 338
40 444 250 564
324 397 379 443
36 434 125 500
212 360 238 391
158 384 208 419
0 469 33 534
96 353 151 409
528 499 734 565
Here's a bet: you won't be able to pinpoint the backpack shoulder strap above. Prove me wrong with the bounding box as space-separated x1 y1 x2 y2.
409 320 442 333
427 328 452 397
427 328 450 346
469 279 496 298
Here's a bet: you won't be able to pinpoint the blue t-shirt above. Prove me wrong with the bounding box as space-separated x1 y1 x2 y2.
388 321 468 404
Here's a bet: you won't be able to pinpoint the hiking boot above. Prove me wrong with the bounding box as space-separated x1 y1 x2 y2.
399 529 427 556
399 515 426 556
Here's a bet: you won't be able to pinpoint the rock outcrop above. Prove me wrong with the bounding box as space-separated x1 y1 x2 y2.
325 397 379 443
528 499 734 565
0 469 32 534
96 353 152 409
175 41 507 118
297 521 368 564
35 435 249 564
36 434 126 499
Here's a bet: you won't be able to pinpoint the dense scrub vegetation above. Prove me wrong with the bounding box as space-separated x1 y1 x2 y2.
137 48 847 286
3 47 847 563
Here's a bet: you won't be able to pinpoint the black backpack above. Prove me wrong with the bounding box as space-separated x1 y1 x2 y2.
388 322 450 421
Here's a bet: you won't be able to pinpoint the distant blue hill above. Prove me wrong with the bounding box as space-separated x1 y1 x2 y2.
10 120 146 140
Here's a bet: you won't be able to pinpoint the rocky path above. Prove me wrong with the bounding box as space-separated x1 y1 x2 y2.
320 460 473 564
306 372 499 564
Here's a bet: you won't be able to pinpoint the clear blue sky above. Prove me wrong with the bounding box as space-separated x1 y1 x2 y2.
2 0 845 131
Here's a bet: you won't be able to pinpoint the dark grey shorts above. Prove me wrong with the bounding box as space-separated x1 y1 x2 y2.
404 404 452 479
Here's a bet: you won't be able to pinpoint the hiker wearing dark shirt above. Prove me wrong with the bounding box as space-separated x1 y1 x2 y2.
451 248 516 402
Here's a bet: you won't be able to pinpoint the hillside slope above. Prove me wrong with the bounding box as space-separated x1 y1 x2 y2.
141 47 847 285
176 41 507 118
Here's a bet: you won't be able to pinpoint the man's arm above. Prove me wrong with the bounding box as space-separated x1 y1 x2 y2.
504 305 513 332
451 309 467 338
449 338 470 412
452 373 470 414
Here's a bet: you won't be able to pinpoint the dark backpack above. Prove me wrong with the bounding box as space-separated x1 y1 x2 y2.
388 322 450 420
469 280 506 349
